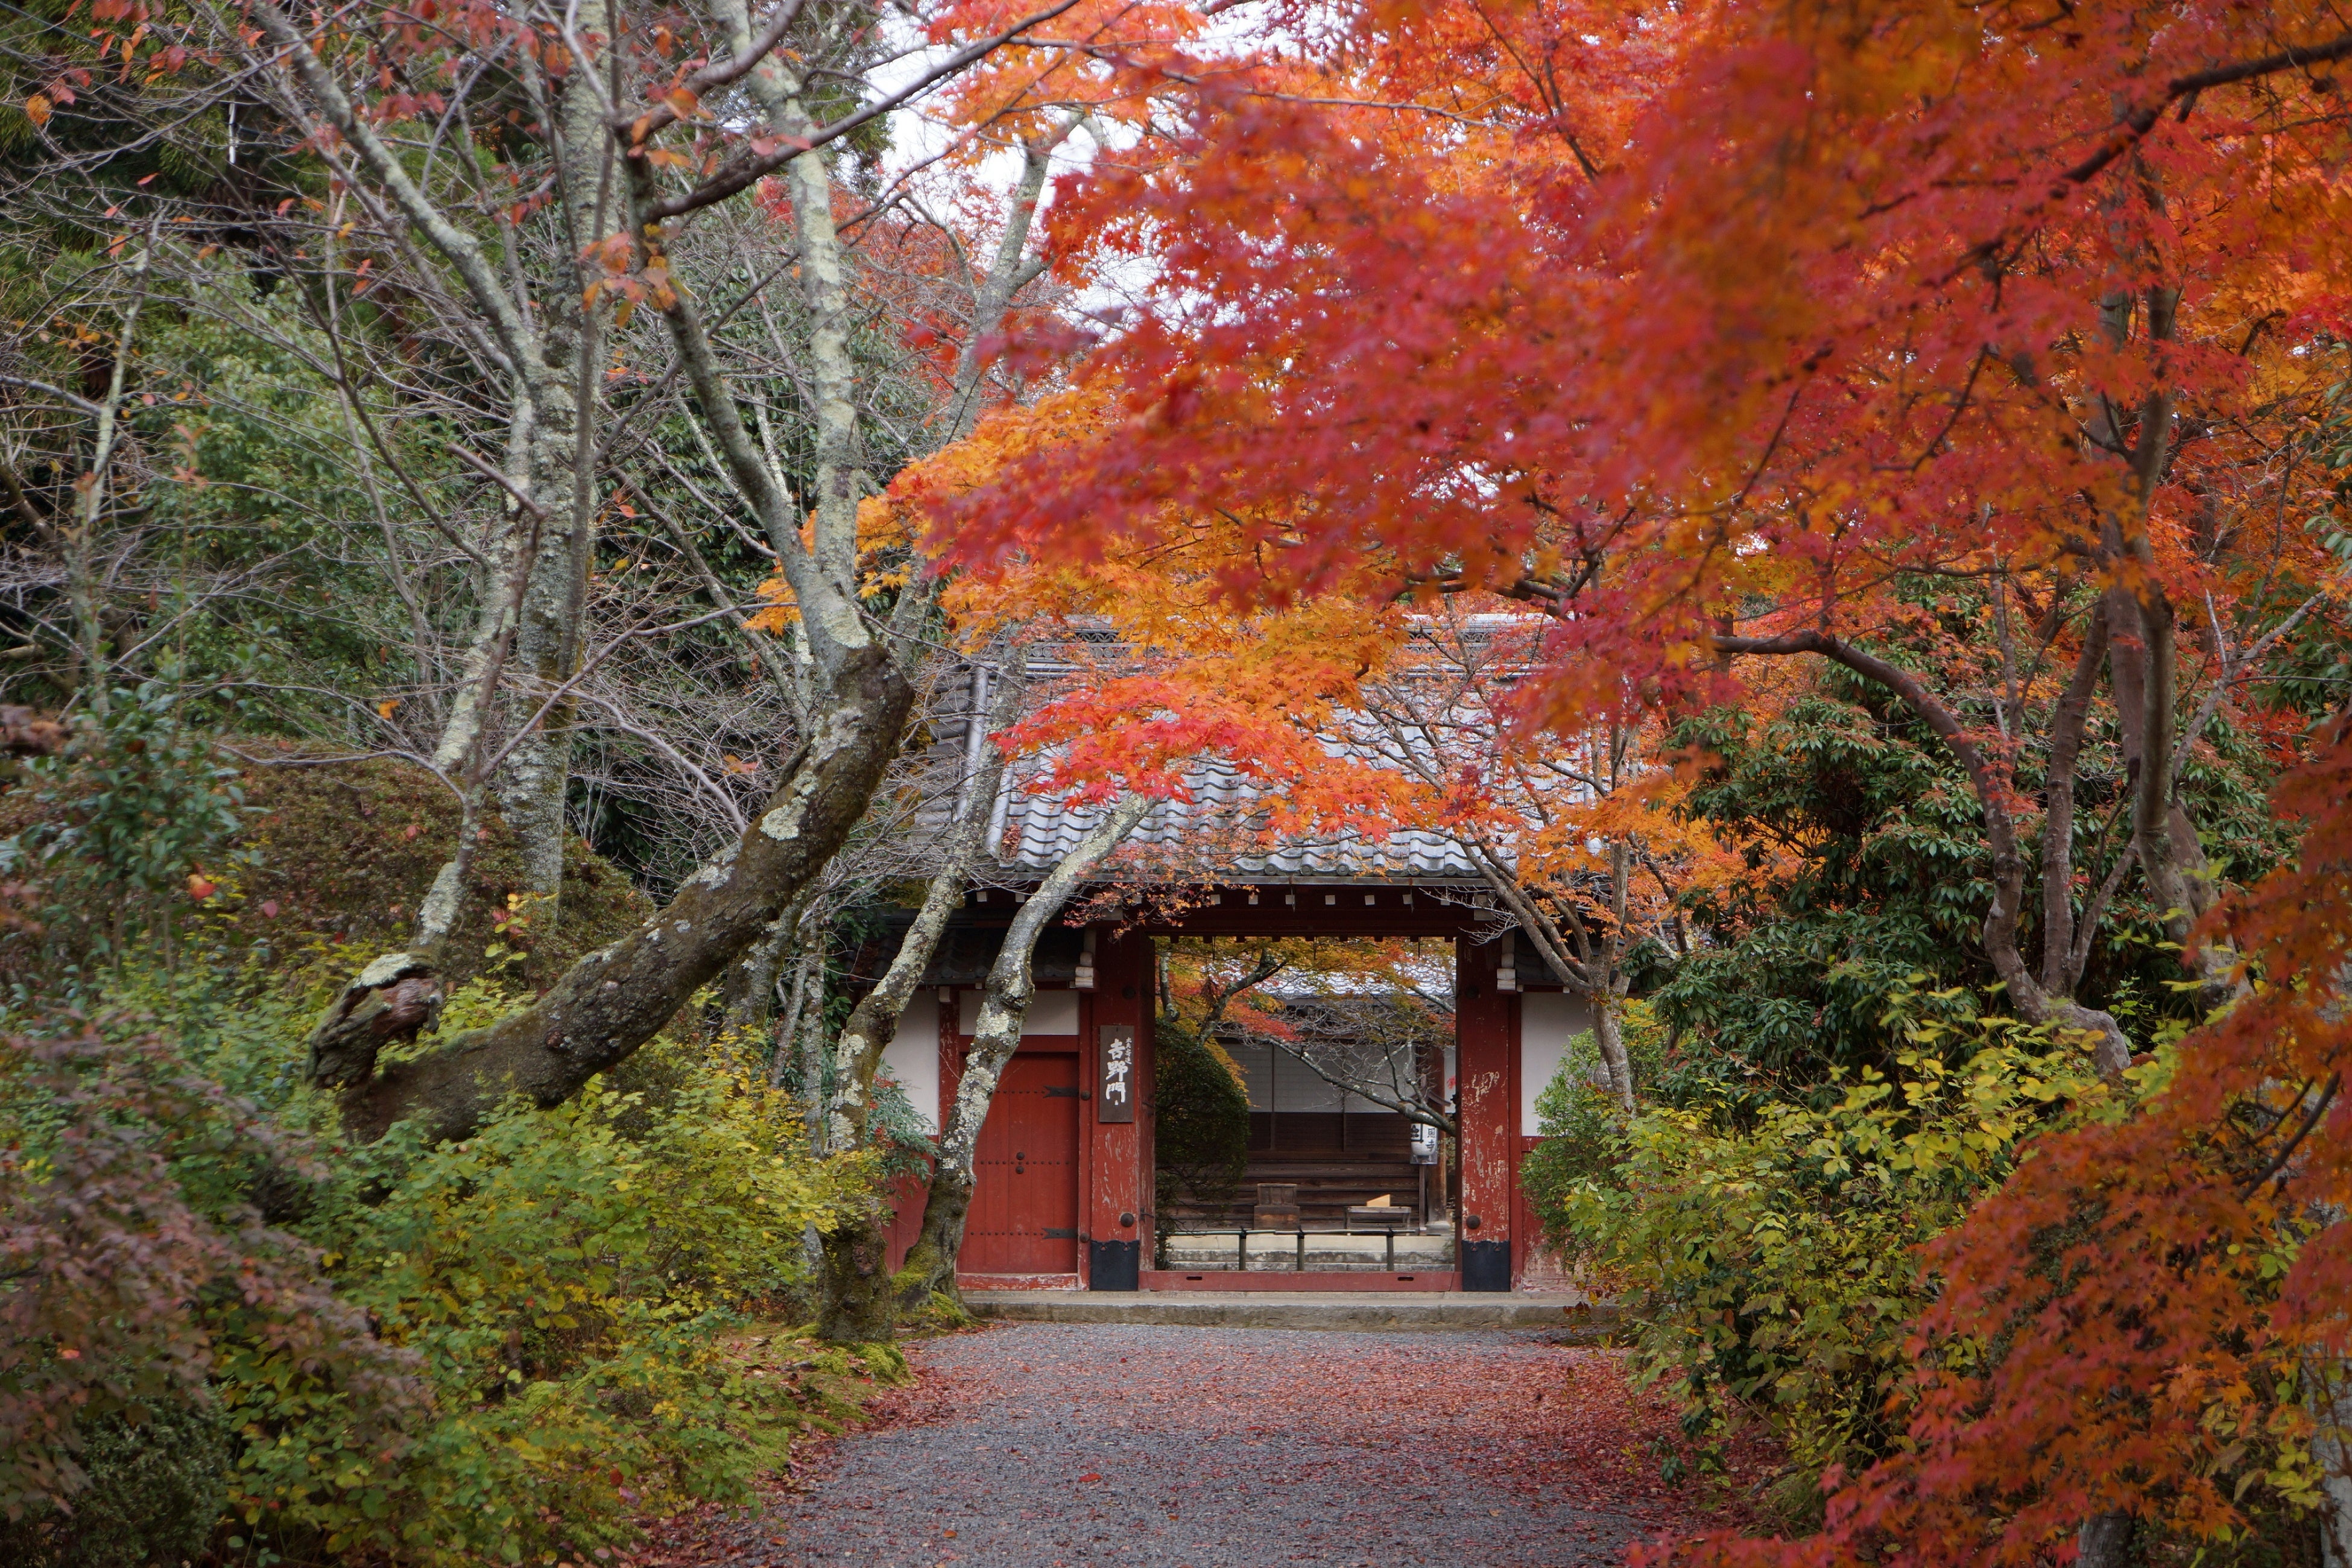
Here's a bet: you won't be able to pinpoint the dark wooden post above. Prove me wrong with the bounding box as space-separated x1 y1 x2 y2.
1454 933 1517 1291
1086 928 1151 1289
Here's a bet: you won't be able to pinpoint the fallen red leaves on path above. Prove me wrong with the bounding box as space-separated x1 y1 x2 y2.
634 1323 1772 1567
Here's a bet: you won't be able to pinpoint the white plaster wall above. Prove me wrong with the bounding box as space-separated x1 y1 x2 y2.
1224 1038 1411 1114
956 988 1080 1037
1229 1040 1344 1111
880 991 940 1134
1229 1039 1276 1111
1520 991 1595 1136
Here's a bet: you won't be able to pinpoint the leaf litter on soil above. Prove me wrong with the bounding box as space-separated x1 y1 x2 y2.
635 1324 1775 1567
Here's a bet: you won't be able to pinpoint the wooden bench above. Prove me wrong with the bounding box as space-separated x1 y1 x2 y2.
1344 1205 1413 1231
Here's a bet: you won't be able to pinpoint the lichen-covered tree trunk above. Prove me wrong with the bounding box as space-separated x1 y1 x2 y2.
264 0 607 990
893 796 1149 1314
790 116 1063 1344
490 1 613 909
720 909 796 1034
1589 991 1635 1109
313 641 913 1145
813 655 1023 1341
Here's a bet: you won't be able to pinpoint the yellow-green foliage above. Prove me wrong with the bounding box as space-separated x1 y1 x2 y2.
236 1032 874 1564
1548 1010 2102 1495
0 729 901 1566
15 963 887 1567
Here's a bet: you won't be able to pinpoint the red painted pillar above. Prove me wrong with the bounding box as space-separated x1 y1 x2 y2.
1455 934 1518 1291
1084 927 1151 1289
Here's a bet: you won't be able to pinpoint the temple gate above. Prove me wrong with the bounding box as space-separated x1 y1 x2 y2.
877 882 1587 1293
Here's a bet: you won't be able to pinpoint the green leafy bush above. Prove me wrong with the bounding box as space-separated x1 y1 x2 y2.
1518 1001 1668 1236
0 681 253 993
1654 683 2288 1101
250 1038 864 1563
0 1402 234 1568
0 975 879 1567
1540 1005 2102 1508
1152 1019 1250 1252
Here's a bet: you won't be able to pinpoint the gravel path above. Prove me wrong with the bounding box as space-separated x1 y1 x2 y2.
648 1323 1713 1568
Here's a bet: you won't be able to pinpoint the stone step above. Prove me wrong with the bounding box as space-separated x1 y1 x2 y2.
962 1289 1614 1334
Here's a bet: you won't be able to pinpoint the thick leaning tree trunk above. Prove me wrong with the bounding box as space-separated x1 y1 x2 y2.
894 795 1150 1314
313 642 913 1144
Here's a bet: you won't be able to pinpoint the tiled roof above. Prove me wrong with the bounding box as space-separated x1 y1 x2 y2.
990 759 1485 882
922 619 1560 888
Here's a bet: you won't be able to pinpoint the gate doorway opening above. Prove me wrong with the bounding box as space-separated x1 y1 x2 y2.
1152 936 1456 1280
874 880 1560 1293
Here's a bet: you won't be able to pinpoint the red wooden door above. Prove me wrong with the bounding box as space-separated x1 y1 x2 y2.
963 1053 1081 1276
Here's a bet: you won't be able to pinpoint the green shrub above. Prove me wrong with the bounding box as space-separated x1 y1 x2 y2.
0 1403 233 1568
1544 1007 2101 1493
1 972 881 1567
238 1012 868 1563
1519 1001 1668 1243
1152 1020 1250 1254
0 681 253 994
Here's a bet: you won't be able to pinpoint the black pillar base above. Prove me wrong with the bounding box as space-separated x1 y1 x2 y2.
1088 1239 1142 1291
1461 1238 1511 1292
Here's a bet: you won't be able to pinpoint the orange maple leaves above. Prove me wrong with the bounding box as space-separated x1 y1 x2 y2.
891 0 2352 1557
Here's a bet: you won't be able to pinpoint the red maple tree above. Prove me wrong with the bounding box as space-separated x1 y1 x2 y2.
918 0 2352 1557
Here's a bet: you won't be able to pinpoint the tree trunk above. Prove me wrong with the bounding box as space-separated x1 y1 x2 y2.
812 657 1020 1340
1591 993 1636 1112
263 0 615 1043
2315 1353 2352 1568
262 0 1032 1176
2041 607 2110 993
2077 1511 2134 1568
312 642 914 1145
491 5 613 909
302 0 931 1149
795 118 1058 1342
721 908 795 1034
63 230 156 717
893 795 1150 1316
766 937 825 1093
